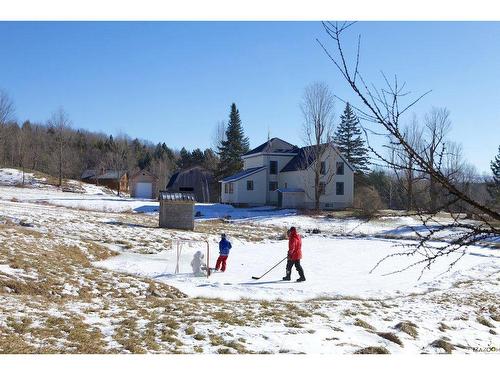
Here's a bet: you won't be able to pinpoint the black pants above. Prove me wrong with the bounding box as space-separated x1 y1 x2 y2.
286 259 305 279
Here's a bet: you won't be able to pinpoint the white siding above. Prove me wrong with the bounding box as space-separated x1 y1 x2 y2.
243 155 265 169
220 168 267 206
222 145 354 209
279 148 354 209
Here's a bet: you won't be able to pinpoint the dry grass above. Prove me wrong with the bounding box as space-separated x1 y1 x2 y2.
438 322 452 332
477 316 495 328
431 339 455 354
394 321 418 338
354 318 375 331
376 332 403 347
354 346 390 354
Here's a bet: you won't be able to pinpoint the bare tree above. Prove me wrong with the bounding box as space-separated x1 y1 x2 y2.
423 107 452 212
0 89 15 125
300 82 336 211
0 90 15 166
317 22 499 275
48 108 72 187
212 121 226 151
390 116 425 211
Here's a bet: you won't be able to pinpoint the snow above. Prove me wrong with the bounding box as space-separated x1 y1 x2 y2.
1 169 499 354
0 168 46 187
94 236 500 301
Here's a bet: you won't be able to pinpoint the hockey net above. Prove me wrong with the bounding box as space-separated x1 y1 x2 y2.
170 239 211 278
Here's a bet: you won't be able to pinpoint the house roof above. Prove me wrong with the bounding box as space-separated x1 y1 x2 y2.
280 146 318 172
97 170 127 180
277 188 305 193
243 137 299 157
280 143 355 173
220 166 266 183
81 169 97 179
129 169 158 181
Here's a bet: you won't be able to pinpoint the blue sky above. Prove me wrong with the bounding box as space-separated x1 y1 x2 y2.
0 21 498 173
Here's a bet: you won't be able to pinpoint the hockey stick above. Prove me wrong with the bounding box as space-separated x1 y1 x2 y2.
251 256 288 280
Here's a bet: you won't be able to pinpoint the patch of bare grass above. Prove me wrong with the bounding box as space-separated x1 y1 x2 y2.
477 316 495 328
431 339 454 354
394 321 418 338
376 332 403 347
354 318 375 331
354 346 390 354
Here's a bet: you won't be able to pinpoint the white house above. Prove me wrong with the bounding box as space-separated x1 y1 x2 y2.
220 137 354 209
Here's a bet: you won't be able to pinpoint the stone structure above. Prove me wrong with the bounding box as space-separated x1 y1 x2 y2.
158 191 196 230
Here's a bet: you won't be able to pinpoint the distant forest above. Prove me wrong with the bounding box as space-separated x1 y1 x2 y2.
0 107 219 189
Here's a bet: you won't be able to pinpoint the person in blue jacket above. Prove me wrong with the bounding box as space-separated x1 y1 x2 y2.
215 233 232 272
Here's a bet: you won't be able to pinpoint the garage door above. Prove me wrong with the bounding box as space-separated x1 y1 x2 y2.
135 182 153 199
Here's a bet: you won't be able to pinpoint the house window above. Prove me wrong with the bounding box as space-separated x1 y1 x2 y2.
224 183 234 194
269 160 278 175
320 161 326 175
269 181 278 191
336 182 344 195
284 182 288 188
247 180 254 191
336 162 344 175
319 182 326 195
179 187 194 192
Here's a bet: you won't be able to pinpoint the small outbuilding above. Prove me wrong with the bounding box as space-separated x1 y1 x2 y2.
129 169 159 199
277 188 305 209
81 169 128 193
159 191 196 231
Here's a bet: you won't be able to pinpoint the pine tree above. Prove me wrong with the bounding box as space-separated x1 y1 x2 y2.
333 102 370 174
217 103 249 178
488 145 500 205
178 147 192 169
491 146 500 185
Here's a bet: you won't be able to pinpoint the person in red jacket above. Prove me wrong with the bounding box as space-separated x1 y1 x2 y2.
283 226 306 282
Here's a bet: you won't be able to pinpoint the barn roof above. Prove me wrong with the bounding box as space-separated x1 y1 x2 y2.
220 166 266 183
166 166 214 188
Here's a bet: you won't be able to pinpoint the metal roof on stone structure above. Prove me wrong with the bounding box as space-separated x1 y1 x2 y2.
158 191 196 202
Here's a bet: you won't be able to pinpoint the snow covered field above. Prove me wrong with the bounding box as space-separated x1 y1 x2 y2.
95 237 499 301
0 169 498 354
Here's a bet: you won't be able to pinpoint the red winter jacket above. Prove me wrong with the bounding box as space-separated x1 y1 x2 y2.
288 228 302 260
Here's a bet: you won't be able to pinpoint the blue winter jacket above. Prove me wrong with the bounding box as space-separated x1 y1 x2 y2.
219 238 232 256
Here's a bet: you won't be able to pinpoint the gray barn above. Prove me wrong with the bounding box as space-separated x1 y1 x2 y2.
166 166 216 203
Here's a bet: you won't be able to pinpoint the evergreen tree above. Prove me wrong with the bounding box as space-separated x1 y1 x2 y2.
217 103 249 178
333 102 370 174
191 148 205 166
488 145 500 205
178 147 192 169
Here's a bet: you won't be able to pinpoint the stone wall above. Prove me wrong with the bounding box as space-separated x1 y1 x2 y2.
159 201 195 230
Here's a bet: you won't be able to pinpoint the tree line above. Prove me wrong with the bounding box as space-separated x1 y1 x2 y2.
0 90 223 190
